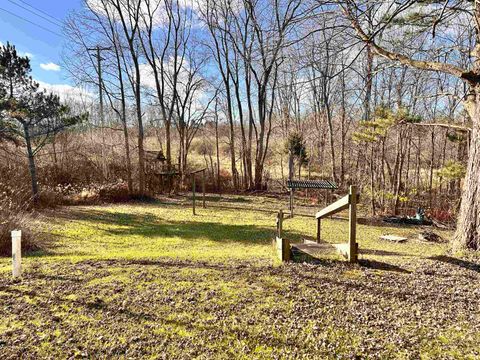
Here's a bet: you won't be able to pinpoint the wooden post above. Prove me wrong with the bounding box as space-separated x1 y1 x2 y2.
348 185 358 263
192 174 196 215
289 189 294 217
11 230 21 278
316 218 321 243
202 169 206 209
277 210 283 238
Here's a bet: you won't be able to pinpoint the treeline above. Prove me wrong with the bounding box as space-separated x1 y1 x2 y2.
2 1 480 249
61 1 468 209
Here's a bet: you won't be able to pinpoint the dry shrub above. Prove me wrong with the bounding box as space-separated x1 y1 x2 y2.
0 189 43 257
429 208 456 225
217 169 233 190
37 187 64 208
98 182 132 203
64 182 133 205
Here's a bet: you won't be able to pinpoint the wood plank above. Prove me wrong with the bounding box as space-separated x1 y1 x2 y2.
316 218 321 243
293 242 337 255
315 195 349 219
275 236 290 261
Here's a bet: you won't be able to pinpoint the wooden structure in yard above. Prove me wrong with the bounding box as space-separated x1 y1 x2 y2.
191 168 206 215
145 150 180 194
273 186 359 263
316 185 359 263
274 210 290 261
286 179 337 217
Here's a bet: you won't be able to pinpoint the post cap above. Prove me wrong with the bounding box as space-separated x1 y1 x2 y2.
11 230 22 238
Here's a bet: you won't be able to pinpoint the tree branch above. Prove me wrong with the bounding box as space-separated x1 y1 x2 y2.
339 1 474 83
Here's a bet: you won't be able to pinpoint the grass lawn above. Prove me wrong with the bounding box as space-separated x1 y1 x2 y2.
0 196 479 359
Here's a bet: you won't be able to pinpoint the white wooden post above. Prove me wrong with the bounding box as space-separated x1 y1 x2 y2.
11 230 22 278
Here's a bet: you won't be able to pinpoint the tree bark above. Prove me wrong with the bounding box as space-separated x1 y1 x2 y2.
454 91 480 250
23 124 39 204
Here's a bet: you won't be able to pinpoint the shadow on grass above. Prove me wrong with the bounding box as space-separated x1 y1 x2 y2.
359 259 411 274
290 247 411 273
51 208 307 246
359 248 407 257
429 255 480 273
183 195 252 204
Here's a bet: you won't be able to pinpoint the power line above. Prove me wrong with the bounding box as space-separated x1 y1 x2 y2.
14 0 64 26
6 0 63 28
0 6 63 38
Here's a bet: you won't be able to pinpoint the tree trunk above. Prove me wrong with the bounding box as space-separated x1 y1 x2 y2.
23 124 39 205
135 87 145 196
228 116 239 190
122 122 133 194
364 44 373 121
215 112 221 192
325 105 337 183
369 144 376 216
429 129 435 209
454 92 480 250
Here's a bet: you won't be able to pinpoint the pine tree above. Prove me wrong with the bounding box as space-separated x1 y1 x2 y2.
0 42 86 205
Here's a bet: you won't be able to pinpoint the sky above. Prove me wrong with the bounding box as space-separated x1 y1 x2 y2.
0 0 84 94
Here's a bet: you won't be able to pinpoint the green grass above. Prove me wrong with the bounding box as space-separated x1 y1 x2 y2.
1 197 479 359
0 198 450 269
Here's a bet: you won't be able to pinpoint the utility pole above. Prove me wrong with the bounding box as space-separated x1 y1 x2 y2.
87 45 112 180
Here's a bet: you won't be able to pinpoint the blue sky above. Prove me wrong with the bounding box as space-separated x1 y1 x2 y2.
0 0 83 86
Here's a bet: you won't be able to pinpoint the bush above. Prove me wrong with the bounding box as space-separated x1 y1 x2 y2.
0 189 43 257
64 182 133 205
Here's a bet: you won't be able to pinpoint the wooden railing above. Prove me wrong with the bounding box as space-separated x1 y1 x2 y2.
316 185 359 263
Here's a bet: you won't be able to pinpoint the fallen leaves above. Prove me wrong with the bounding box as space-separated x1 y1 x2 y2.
0 257 478 359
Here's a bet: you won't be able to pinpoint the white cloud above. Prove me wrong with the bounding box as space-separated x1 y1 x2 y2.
139 58 208 112
36 80 93 102
40 62 61 71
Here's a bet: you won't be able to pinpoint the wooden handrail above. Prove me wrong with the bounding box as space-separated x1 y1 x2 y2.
316 193 360 219
316 185 359 263
316 195 349 219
